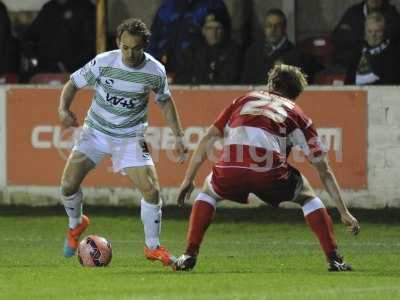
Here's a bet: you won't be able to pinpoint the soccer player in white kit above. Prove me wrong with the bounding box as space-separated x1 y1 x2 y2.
58 18 187 266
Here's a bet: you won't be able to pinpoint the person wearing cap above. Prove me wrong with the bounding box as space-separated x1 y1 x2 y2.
174 11 240 84
147 0 231 76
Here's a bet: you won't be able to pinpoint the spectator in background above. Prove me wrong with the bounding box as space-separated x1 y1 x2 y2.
345 12 400 85
0 1 19 77
22 0 95 75
241 9 322 85
147 0 231 76
174 11 240 84
332 0 400 69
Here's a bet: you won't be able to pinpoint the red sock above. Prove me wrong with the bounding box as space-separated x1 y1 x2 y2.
185 200 215 257
305 208 337 261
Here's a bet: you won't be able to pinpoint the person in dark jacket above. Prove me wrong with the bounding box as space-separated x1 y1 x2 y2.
0 1 19 76
346 12 400 85
147 0 231 75
22 0 95 74
332 0 400 68
241 9 321 85
174 11 240 84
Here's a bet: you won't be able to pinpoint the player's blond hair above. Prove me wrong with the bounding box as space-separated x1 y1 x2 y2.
266 64 308 99
365 11 386 27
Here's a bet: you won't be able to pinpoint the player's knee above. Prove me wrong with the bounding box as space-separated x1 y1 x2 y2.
60 179 80 197
141 186 159 204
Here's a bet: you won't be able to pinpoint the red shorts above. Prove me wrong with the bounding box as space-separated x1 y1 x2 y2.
210 165 302 206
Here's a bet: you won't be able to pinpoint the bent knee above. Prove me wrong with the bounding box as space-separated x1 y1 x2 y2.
141 186 160 204
60 179 80 197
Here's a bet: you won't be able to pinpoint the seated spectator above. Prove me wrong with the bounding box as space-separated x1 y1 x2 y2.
22 0 95 75
332 0 400 69
241 9 322 85
345 12 400 85
0 1 19 77
147 0 231 75
174 12 240 84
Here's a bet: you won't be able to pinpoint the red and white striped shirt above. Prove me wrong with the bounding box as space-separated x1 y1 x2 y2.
212 91 326 175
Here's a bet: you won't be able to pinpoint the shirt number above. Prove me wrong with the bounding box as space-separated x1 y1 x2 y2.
240 94 294 123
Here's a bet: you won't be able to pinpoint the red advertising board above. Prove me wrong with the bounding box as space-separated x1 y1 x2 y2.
7 88 367 189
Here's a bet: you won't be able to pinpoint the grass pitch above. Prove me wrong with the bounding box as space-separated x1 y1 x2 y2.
0 206 399 300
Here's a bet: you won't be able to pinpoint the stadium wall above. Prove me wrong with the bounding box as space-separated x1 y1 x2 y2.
0 85 399 209
0 88 6 191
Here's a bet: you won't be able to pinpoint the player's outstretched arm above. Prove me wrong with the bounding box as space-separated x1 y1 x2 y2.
177 125 221 207
58 80 79 128
311 154 360 235
158 97 187 163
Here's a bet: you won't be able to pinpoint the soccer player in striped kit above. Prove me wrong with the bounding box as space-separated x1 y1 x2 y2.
174 64 360 272
58 18 187 266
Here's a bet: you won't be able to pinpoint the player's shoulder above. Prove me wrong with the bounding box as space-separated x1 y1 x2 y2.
288 101 312 128
236 91 264 103
244 90 295 104
143 52 167 76
92 50 120 66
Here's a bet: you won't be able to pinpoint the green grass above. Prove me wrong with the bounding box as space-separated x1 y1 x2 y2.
0 207 399 300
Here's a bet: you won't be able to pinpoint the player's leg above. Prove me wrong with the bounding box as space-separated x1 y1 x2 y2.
123 165 175 266
60 151 95 257
185 175 220 257
174 176 220 271
294 174 352 271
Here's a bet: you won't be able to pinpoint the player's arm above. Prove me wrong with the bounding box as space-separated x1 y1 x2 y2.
185 125 221 182
177 125 221 206
158 97 187 162
58 80 80 128
310 154 360 234
158 96 184 137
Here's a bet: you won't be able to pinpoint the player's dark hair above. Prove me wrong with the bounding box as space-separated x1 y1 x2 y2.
117 18 151 47
265 8 287 28
267 64 308 99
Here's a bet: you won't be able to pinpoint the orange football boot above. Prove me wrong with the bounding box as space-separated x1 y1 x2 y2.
144 245 176 266
64 215 90 257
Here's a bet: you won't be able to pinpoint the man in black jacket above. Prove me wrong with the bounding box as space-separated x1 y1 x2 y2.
346 12 400 85
0 1 19 76
22 0 95 74
332 0 400 69
174 11 241 84
241 9 321 85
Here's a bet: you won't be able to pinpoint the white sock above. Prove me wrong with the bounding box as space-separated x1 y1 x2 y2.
62 189 83 229
302 197 325 217
140 198 162 249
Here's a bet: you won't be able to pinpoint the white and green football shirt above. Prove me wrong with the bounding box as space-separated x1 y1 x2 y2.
70 50 171 138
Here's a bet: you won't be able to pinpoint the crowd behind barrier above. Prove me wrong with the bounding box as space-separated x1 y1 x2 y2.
1 0 400 86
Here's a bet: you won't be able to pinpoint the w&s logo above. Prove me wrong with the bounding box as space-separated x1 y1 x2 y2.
105 93 135 109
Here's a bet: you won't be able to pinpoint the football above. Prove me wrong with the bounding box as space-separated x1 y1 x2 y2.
77 235 112 267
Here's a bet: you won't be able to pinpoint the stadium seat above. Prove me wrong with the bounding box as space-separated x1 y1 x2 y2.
29 73 69 85
0 73 19 84
299 35 333 67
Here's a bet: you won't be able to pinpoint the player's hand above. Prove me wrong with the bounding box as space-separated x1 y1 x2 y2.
59 110 79 128
340 211 360 235
175 137 188 164
177 179 194 207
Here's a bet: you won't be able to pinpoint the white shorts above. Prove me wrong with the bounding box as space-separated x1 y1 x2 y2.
72 126 154 172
